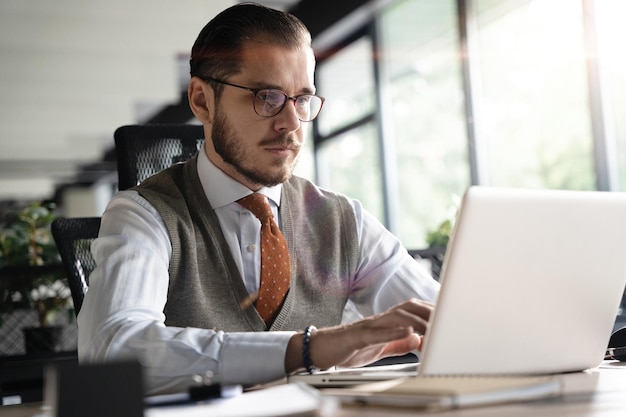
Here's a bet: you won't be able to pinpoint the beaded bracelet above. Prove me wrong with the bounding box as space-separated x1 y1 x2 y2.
302 325 317 374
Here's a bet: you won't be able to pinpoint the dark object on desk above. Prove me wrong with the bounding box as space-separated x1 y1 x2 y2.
188 382 242 402
114 124 205 191
606 326 626 361
51 217 101 315
0 351 77 405
188 383 224 402
45 360 144 417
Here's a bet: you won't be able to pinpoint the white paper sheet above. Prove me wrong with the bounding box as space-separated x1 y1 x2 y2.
145 382 336 417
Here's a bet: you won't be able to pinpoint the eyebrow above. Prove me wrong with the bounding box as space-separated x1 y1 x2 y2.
247 81 316 95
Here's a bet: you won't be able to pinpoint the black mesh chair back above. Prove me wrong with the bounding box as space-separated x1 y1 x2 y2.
409 247 446 280
51 217 101 315
114 124 205 190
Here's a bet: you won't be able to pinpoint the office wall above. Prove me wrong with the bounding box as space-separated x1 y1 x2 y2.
0 0 233 202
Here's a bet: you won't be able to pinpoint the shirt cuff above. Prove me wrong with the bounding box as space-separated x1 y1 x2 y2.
219 331 296 386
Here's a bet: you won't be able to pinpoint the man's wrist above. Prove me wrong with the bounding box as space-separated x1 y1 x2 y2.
284 326 319 374
285 332 304 373
302 325 317 374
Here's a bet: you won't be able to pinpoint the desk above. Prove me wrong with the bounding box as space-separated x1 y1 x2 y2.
3 363 626 417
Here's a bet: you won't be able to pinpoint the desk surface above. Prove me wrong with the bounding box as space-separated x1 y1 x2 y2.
4 362 626 417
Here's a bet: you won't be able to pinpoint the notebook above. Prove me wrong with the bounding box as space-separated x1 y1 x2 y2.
290 186 626 387
322 374 562 410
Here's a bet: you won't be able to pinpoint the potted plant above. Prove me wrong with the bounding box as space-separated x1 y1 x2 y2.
425 218 452 250
426 194 462 251
0 202 71 354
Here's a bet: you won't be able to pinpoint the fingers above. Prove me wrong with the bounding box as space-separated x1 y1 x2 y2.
286 299 435 373
383 298 434 334
308 324 411 370
334 298 433 349
380 333 422 356
394 298 434 320
351 324 415 348
336 333 422 368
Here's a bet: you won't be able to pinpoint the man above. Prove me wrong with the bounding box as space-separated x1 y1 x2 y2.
78 3 439 395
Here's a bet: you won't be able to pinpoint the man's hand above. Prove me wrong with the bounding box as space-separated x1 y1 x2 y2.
285 298 433 373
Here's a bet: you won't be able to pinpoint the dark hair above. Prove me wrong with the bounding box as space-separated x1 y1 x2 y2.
190 2 311 87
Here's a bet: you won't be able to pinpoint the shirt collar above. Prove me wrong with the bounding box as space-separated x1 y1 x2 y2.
197 148 282 209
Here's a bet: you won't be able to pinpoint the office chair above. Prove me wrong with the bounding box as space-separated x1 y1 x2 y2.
51 217 101 315
114 124 205 190
409 247 446 280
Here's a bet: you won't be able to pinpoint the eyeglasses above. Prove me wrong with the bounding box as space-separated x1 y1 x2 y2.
199 76 325 122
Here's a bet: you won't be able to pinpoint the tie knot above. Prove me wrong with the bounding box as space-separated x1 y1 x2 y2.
237 193 273 221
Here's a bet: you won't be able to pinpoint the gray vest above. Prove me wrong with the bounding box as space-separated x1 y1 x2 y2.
135 156 359 331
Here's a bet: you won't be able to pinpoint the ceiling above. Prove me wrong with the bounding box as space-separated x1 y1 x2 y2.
0 0 301 207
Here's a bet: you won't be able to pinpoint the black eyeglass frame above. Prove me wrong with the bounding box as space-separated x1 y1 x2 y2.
198 76 325 122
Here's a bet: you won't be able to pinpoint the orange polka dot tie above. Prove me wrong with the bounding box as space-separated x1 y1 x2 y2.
237 193 290 325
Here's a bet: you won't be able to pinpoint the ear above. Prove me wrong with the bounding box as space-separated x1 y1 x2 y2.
188 77 214 124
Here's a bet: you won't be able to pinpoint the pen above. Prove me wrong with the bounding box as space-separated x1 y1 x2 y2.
145 384 242 407
189 383 242 401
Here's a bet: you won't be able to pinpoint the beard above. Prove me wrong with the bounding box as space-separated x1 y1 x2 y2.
211 107 301 187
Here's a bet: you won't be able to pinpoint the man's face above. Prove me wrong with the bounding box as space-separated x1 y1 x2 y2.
205 42 316 190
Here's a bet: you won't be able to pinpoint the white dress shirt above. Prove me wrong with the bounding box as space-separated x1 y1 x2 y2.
78 150 440 394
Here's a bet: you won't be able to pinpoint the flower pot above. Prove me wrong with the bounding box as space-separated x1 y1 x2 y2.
22 325 64 354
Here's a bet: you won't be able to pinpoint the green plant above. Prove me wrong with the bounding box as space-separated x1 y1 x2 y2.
425 194 462 250
425 218 452 249
0 202 70 327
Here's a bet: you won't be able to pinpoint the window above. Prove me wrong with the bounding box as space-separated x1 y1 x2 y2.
311 0 626 252
316 37 375 136
315 37 384 219
594 0 626 188
475 0 595 190
381 0 467 248
317 122 384 220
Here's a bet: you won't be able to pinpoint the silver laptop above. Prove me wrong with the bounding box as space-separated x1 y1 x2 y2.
290 186 626 386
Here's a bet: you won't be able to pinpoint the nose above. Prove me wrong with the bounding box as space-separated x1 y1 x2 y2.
273 99 301 132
